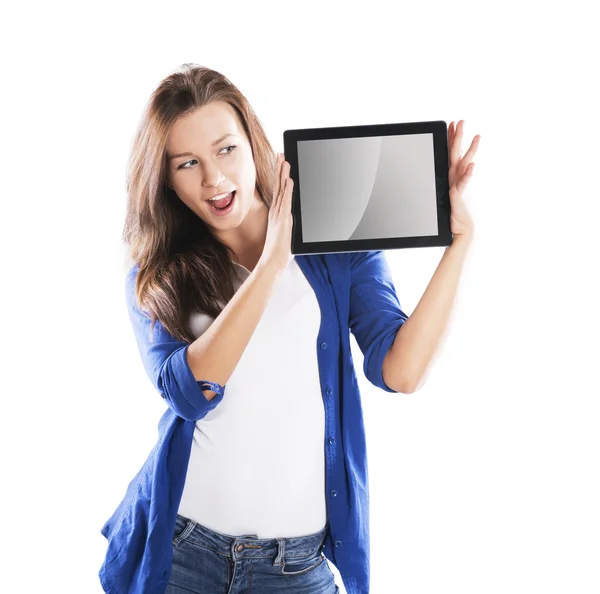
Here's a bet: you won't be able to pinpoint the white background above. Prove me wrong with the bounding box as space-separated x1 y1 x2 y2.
2 1 599 592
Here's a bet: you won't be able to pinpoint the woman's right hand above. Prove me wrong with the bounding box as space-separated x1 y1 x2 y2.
259 152 294 274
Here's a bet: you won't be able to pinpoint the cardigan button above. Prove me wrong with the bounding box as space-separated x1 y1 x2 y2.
320 342 328 349
330 489 338 497
325 388 332 395
328 437 335 445
334 540 342 547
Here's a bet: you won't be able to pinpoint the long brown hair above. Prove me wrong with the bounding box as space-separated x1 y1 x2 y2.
122 64 276 343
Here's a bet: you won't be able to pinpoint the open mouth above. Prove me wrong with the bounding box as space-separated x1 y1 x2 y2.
207 190 236 215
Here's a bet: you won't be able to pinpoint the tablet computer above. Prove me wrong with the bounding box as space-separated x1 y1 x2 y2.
283 120 453 255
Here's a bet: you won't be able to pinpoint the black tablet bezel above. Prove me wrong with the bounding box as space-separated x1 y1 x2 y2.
283 120 453 255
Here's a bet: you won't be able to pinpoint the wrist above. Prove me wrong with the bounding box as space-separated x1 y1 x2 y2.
450 231 474 249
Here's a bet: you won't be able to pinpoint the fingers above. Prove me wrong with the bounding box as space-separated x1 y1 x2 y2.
280 155 289 200
271 152 294 219
278 155 291 211
273 153 283 204
455 164 474 195
449 121 480 181
285 176 294 213
280 173 293 216
274 178 285 216
461 135 480 170
449 120 463 167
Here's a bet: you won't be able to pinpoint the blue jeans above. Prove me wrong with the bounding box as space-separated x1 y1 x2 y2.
167 513 340 593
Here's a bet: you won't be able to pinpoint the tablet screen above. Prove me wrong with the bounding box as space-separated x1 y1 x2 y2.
297 133 438 243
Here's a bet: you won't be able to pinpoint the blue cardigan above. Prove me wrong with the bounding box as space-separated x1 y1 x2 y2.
99 250 408 594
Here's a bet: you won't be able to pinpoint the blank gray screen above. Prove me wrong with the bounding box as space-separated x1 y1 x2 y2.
297 133 438 243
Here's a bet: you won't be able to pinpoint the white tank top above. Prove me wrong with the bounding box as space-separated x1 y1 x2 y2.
177 256 326 538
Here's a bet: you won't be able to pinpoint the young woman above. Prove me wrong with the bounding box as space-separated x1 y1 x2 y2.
98 64 478 594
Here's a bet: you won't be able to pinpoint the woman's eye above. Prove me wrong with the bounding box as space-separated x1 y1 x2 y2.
178 145 237 170
221 144 237 155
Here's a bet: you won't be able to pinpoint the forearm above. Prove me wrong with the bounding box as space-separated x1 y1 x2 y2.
186 260 282 400
383 233 473 392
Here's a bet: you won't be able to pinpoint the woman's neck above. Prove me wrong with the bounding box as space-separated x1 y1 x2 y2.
222 195 269 273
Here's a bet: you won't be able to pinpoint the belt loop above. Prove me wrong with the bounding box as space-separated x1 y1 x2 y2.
273 537 285 566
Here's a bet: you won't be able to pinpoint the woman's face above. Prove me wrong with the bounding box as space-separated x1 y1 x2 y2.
165 100 261 234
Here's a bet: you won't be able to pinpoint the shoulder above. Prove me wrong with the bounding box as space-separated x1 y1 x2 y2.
347 250 389 276
309 251 351 273
348 249 384 264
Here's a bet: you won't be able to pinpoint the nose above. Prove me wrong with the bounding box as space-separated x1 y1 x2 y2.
201 166 225 188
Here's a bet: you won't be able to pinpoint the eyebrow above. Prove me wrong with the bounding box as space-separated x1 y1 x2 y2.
167 133 237 162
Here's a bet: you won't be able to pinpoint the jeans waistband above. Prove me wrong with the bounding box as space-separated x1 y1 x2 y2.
174 513 329 561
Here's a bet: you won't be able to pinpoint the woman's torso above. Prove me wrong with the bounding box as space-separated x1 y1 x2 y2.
177 257 327 538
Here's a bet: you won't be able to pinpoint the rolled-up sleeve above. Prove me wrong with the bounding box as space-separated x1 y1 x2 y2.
348 250 409 393
125 266 225 421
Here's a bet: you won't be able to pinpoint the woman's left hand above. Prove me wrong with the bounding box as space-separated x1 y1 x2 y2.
448 120 480 239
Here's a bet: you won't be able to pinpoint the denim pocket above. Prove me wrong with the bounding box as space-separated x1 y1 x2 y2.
279 550 325 575
172 517 196 547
